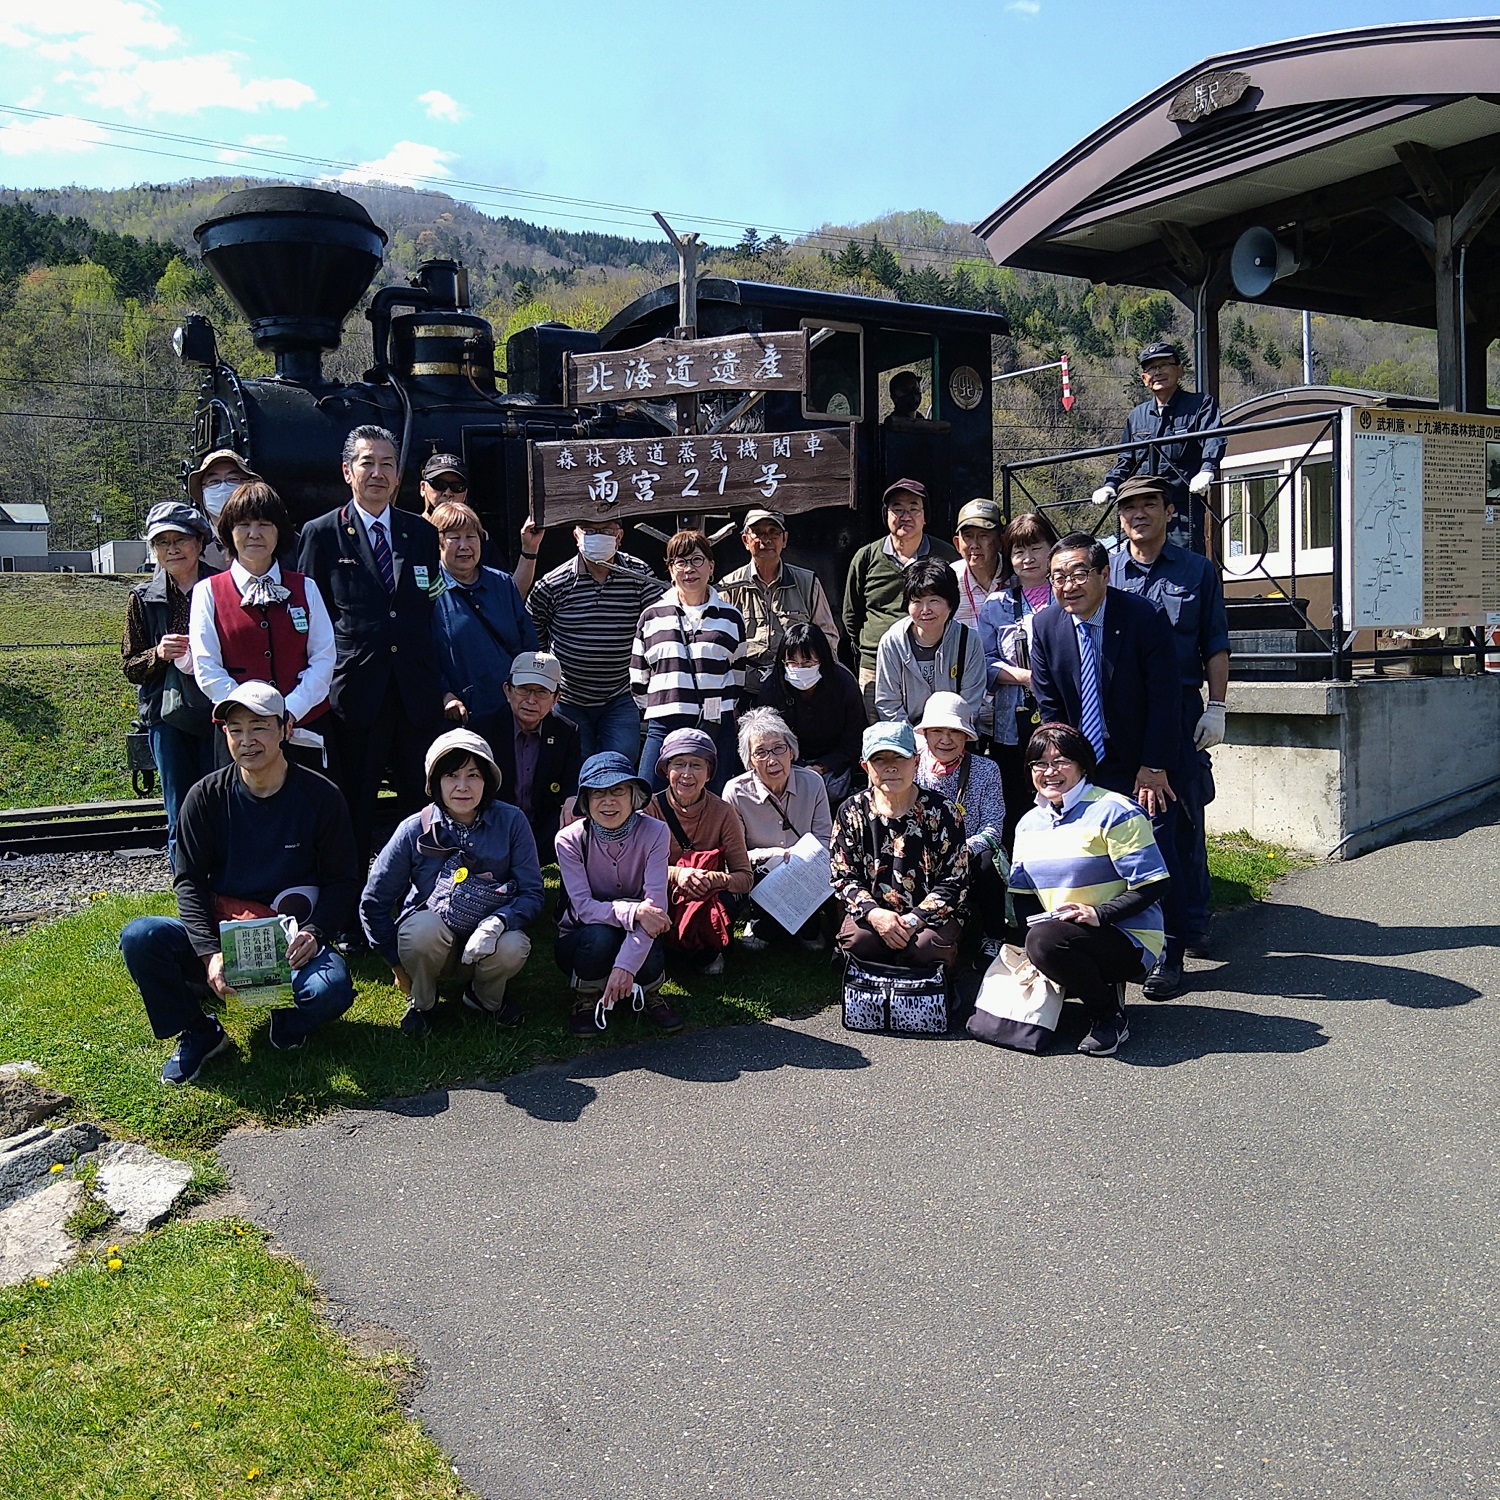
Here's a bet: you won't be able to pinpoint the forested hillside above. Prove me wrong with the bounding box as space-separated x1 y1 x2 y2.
0 177 1480 548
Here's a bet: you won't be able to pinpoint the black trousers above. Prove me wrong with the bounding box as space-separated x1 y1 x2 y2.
1025 920 1145 1023
330 681 440 869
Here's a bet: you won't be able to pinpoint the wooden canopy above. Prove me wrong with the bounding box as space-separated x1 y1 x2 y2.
975 20 1500 409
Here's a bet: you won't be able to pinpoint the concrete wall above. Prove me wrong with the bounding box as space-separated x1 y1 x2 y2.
1206 675 1500 857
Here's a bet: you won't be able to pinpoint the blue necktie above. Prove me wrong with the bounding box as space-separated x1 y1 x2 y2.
1076 618 1106 760
371 519 396 594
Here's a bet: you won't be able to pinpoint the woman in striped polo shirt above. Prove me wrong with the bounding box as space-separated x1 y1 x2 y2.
1008 721 1170 1058
630 529 747 794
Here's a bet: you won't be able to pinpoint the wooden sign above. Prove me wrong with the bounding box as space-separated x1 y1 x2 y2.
1167 69 1251 124
529 426 856 527
563 330 809 405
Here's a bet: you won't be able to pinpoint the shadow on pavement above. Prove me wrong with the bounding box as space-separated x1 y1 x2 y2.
486 1020 872 1123
1117 1002 1330 1067
1229 906 1500 962
1204 950 1481 1010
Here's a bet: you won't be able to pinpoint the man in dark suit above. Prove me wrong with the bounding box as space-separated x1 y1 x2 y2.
491 650 581 865
1029 533 1181 816
297 425 446 872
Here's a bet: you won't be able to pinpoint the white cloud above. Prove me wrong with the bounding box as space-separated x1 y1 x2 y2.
243 132 287 149
1006 1 1040 12
336 141 455 189
0 112 110 156
418 89 465 123
0 2 318 115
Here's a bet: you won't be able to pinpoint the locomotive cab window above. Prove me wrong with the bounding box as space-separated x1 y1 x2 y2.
801 321 863 421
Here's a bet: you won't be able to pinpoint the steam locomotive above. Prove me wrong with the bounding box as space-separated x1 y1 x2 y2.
178 184 1009 590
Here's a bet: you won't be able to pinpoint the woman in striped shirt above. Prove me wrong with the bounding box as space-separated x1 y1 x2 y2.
630 529 747 794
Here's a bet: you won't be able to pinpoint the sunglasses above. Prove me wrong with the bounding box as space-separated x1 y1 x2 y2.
426 478 467 494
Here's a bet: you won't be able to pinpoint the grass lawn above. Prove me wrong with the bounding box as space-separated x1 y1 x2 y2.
1207 828 1304 906
0 1220 467 1500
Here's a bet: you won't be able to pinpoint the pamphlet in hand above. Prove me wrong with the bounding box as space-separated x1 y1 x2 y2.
749 831 833 935
219 915 296 1006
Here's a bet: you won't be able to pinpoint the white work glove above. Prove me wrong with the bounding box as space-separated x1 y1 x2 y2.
1188 470 1214 496
1091 485 1116 506
461 914 507 965
1194 701 1226 751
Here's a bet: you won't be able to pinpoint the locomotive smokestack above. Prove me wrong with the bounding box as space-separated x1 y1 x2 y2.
195 186 388 383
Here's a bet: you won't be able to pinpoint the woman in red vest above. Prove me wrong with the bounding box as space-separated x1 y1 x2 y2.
188 481 335 770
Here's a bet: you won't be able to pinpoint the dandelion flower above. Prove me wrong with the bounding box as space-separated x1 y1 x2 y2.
246 1468 260 1481
190 1420 201 1432
107 1244 120 1255
49 1162 65 1174
33 1278 49 1289
107 1257 123 1272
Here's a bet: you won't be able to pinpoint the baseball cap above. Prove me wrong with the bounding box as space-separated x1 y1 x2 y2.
1115 474 1174 505
1138 341 1183 366
144 501 213 544
421 452 467 483
509 650 563 693
882 478 928 508
186 448 259 503
861 720 918 760
955 498 1002 531
212 681 286 722
742 508 786 531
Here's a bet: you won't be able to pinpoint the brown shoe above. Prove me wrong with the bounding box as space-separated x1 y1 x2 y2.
569 998 601 1036
643 993 683 1032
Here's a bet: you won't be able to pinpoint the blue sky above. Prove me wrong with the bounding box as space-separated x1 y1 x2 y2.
0 1 1468 244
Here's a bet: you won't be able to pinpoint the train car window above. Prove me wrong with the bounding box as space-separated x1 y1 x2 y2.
801 321 863 421
1300 461 1334 551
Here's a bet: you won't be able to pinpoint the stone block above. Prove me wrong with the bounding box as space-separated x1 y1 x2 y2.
0 1122 106 1208
0 1076 73 1139
0 1178 82 1285
96 1142 194 1234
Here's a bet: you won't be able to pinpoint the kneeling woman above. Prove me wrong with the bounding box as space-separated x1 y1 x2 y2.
830 720 969 973
645 728 754 977
361 729 544 1038
555 751 678 1036
1008 722 1170 1058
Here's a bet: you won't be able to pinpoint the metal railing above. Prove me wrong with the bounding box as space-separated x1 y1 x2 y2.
998 409 1491 681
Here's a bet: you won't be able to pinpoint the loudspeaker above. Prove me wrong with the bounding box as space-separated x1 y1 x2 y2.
1230 227 1300 298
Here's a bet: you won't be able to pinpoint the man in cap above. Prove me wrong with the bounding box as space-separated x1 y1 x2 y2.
418 452 470 521
1108 473 1230 997
297 424 447 873
843 478 959 716
1093 342 1225 553
118 682 359 1086
718 508 840 693
950 498 1005 746
186 448 260 563
492 650 581 864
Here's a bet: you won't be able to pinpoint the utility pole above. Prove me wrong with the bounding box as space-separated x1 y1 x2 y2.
653 212 701 438
1302 309 1314 386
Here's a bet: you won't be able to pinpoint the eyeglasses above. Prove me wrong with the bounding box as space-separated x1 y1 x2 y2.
1028 757 1077 773
426 479 467 494
1048 566 1100 585
750 743 790 762
670 555 710 569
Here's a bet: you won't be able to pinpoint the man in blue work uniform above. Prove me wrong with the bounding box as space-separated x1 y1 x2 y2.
1109 474 1230 998
1094 341 1225 554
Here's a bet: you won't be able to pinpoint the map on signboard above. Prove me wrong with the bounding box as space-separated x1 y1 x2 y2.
1351 431 1424 626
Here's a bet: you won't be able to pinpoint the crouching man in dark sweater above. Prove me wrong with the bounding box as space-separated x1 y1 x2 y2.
120 681 359 1086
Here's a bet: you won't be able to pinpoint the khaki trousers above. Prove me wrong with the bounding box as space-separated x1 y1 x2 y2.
397 909 532 1012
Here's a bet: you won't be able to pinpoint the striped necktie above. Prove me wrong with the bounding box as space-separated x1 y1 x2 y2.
371 518 396 594
1075 617 1106 760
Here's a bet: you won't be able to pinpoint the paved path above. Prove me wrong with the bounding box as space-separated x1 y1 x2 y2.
221 802 1500 1499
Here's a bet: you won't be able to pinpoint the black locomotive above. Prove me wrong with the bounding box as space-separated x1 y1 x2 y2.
179 184 1008 595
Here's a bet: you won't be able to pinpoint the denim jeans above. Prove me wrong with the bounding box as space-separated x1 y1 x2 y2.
639 714 739 794
554 923 666 988
149 721 215 873
120 915 354 1043
556 693 641 762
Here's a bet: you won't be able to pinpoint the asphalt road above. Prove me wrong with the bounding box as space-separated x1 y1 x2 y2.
221 800 1499 1500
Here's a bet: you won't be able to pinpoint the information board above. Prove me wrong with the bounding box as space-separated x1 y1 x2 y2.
1343 407 1500 629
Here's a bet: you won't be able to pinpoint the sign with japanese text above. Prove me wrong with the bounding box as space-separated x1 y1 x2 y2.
563 330 809 405
528 426 857 527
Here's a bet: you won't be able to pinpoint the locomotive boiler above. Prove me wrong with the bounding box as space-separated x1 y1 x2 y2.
178 184 1009 592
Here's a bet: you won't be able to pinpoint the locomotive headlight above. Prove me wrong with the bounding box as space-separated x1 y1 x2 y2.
173 314 218 368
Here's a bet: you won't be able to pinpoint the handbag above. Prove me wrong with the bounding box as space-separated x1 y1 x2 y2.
841 956 949 1036
417 808 514 939
967 942 1064 1052
160 662 214 736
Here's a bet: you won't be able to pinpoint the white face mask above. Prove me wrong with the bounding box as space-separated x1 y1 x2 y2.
784 664 821 690
202 480 239 518
578 532 617 564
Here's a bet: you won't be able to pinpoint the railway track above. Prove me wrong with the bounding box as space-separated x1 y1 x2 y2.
0 799 167 856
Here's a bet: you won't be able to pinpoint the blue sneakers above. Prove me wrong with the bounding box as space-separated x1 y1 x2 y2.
161 1020 231 1086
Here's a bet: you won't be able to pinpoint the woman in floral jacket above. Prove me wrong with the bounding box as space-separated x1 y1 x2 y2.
830 719 968 973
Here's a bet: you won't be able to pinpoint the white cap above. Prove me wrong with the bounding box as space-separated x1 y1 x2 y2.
212 681 286 721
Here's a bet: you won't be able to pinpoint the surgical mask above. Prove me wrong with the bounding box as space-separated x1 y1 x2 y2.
202 480 239 518
579 532 617 564
784 664 821 690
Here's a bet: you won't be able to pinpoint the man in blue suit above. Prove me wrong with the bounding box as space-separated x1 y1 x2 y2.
298 425 446 875
1029 530 1181 877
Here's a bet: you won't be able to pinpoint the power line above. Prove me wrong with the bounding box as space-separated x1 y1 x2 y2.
0 408 187 426
0 375 191 394
0 104 993 272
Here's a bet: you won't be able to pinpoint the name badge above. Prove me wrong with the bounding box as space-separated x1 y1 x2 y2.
413 565 430 591
289 605 309 634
